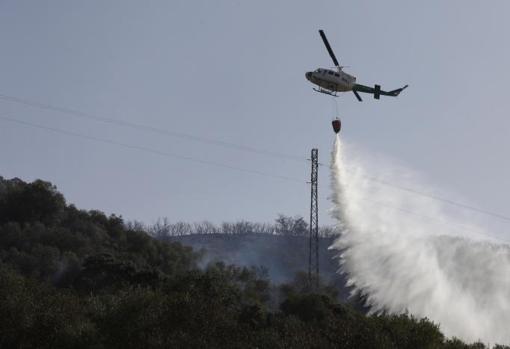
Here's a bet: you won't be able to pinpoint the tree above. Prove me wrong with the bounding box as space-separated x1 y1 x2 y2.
275 215 308 236
0 179 65 225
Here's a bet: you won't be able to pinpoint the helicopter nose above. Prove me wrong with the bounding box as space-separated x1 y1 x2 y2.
305 72 312 81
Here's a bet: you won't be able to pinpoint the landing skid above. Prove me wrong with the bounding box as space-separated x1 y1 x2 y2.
313 88 338 97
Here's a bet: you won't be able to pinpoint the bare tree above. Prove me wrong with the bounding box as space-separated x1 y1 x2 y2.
172 221 192 236
275 214 308 236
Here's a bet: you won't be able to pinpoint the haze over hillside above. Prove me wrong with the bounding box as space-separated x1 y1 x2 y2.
1 175 503 348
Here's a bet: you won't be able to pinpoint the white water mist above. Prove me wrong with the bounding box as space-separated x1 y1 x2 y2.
330 135 510 345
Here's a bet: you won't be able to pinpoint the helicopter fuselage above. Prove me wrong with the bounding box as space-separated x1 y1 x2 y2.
305 68 356 92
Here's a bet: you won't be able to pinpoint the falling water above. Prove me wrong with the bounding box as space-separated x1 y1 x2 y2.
330 135 510 344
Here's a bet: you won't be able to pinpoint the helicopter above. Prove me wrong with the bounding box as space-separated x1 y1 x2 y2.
305 30 408 101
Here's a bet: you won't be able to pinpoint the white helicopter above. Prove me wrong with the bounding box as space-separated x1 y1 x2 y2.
305 30 408 101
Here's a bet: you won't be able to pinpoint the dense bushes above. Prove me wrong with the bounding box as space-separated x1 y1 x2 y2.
0 176 506 348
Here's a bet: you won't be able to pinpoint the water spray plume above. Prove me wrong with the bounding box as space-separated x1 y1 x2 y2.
330 135 510 345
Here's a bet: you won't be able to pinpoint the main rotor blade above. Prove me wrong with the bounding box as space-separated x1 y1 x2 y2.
319 30 339 67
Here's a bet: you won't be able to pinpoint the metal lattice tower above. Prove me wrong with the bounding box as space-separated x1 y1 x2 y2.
308 148 319 289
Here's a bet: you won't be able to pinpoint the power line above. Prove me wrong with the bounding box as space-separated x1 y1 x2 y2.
365 199 510 244
2 93 510 223
0 115 306 184
1 114 509 242
0 94 306 163
356 174 510 223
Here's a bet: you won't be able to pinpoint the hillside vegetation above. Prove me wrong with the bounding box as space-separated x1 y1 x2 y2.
0 176 505 348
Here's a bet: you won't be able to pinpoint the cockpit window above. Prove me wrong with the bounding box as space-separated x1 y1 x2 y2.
328 71 334 75
334 73 340 77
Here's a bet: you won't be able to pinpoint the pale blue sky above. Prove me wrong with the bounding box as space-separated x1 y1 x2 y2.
1 1 510 227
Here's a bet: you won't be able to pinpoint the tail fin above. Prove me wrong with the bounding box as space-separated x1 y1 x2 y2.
374 84 381 99
389 84 409 96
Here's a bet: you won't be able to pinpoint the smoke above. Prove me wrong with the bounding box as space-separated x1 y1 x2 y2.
330 135 510 345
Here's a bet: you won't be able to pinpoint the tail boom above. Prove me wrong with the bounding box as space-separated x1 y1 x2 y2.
352 83 408 101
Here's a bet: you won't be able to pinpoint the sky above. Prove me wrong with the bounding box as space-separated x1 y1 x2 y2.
1 1 510 227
